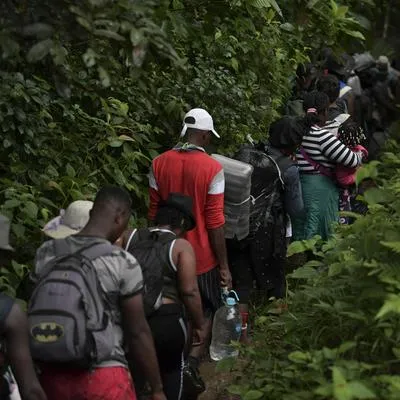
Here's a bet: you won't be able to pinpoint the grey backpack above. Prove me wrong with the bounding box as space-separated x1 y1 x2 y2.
28 240 115 368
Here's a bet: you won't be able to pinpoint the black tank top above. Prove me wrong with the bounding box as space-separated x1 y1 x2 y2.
127 228 180 303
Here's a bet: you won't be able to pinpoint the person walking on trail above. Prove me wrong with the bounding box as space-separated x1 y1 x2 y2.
0 215 47 400
148 108 232 391
317 74 351 126
30 187 166 400
120 193 206 400
227 116 306 323
292 92 362 241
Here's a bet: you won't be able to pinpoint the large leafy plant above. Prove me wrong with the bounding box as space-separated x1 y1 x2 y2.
229 141 400 399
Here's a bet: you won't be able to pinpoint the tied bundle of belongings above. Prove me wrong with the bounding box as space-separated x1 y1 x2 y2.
212 144 285 241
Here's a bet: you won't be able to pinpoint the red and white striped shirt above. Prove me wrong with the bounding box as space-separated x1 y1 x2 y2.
149 144 225 275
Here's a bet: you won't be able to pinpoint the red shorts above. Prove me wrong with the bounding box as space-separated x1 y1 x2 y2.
40 366 137 400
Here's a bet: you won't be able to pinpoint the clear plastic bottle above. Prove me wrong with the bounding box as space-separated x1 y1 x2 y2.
210 295 242 361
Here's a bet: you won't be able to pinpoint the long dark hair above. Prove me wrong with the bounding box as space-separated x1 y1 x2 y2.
303 91 330 126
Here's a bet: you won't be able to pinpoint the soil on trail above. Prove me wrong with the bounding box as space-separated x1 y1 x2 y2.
199 360 236 400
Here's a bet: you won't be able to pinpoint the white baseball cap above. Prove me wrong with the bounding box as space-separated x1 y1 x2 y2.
180 108 220 138
42 200 93 239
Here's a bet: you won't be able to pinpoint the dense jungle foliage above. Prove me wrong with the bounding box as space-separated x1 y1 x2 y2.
0 0 376 296
223 130 400 399
2 0 400 398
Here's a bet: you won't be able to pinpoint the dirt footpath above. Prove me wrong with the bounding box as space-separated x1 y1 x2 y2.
199 360 238 400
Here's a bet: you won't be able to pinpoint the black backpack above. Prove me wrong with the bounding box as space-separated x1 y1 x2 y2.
125 229 176 316
235 144 292 238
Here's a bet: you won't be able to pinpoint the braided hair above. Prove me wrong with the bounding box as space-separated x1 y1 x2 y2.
338 122 365 148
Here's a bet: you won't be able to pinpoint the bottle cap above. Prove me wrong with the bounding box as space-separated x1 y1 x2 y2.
226 297 237 306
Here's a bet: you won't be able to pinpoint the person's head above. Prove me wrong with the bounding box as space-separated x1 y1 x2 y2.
180 108 219 147
377 55 390 73
303 91 330 126
86 186 132 243
296 63 318 92
338 121 365 147
268 116 310 153
323 48 350 80
317 74 340 104
154 193 196 236
0 215 14 267
42 200 93 239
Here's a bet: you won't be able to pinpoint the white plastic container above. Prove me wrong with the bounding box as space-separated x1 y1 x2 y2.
212 154 253 240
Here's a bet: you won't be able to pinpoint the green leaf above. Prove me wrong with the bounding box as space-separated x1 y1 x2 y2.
244 390 263 400
27 39 54 63
289 266 318 279
24 201 38 219
12 223 25 239
363 188 390 205
109 140 123 147
22 23 54 38
335 6 349 18
356 162 379 185
392 348 400 359
280 23 295 32
118 135 135 142
228 385 244 395
3 199 21 209
343 30 365 40
231 57 239 72
347 382 376 399
66 164 76 178
380 241 400 254
338 341 357 354
98 66 110 87
288 351 311 363
94 29 125 42
376 294 400 319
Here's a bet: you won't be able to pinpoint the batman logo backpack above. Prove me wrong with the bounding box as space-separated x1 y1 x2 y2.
28 240 115 368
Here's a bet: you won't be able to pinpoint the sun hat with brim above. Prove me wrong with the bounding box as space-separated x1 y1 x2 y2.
0 215 14 251
43 200 93 239
159 193 196 231
180 108 220 139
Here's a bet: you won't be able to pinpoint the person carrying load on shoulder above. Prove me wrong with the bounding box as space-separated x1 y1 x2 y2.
148 108 232 396
29 188 166 400
119 193 206 400
221 116 307 332
0 215 47 400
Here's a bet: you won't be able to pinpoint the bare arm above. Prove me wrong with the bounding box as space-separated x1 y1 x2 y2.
174 239 205 330
5 303 47 400
205 169 232 287
121 293 165 398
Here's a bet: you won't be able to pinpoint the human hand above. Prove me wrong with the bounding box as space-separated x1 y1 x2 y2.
219 265 232 289
192 325 207 346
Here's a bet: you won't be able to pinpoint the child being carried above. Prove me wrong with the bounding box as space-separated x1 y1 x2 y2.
335 122 368 224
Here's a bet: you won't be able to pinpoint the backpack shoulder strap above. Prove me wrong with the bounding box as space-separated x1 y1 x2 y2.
80 242 115 261
125 229 138 251
262 153 285 189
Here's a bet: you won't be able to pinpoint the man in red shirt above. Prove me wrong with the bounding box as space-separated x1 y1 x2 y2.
148 108 232 389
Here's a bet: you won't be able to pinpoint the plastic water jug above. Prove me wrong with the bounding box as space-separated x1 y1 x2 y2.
211 154 253 240
210 292 242 361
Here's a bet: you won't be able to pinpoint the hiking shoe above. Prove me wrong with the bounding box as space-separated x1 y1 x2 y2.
182 361 206 398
